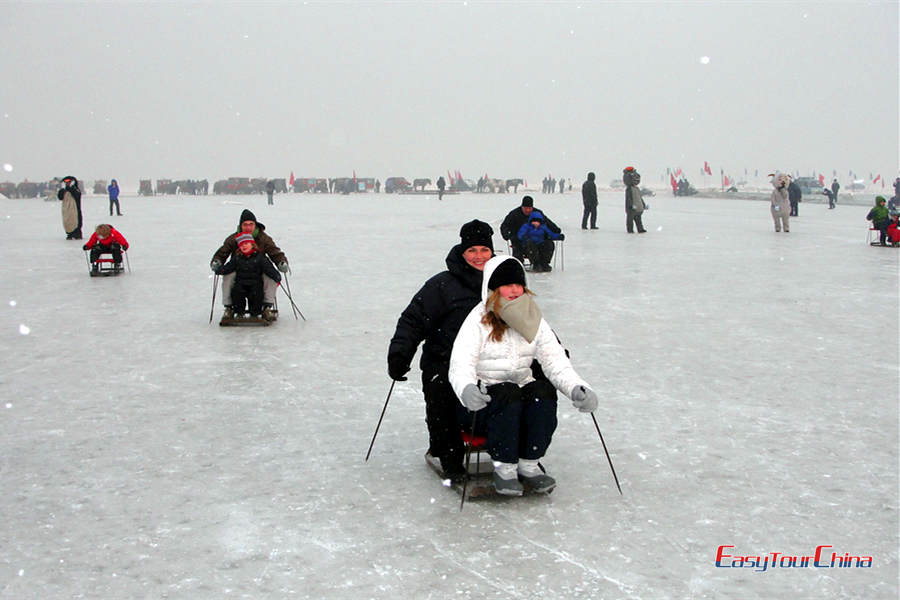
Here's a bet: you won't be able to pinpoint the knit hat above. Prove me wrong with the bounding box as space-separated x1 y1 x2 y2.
235 233 255 246
521 196 534 207
239 209 257 225
488 258 526 291
459 219 494 251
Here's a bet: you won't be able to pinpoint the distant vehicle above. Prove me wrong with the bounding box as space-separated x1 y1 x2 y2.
384 177 411 193
794 177 823 196
450 178 476 192
640 187 655 197
93 180 107 194
849 179 865 190
139 180 153 195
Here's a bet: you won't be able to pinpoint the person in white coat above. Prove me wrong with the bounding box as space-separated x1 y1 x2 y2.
448 255 599 495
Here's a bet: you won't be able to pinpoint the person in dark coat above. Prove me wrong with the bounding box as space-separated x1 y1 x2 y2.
215 233 282 317
517 210 564 271
500 196 561 262
107 179 122 216
831 179 840 205
387 220 495 481
581 172 598 229
436 176 446 201
266 180 275 205
787 177 802 217
58 176 83 239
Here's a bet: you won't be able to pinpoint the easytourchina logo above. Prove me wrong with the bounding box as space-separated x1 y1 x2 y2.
715 545 872 572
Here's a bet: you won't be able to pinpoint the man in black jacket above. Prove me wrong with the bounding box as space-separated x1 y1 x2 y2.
387 220 495 480
500 196 561 262
788 177 802 217
581 172 598 229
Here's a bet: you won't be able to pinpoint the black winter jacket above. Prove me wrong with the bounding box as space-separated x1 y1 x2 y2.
216 251 282 286
388 244 484 380
500 207 561 241
582 179 598 207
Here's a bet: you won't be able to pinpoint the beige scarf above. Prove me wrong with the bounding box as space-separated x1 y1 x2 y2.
498 294 542 342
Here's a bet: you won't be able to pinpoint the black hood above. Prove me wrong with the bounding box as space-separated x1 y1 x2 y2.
236 209 266 233
446 243 486 292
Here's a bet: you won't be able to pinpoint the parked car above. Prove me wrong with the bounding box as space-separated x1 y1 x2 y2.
794 177 823 196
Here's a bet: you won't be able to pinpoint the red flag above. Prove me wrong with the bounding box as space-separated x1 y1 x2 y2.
704 161 712 175
818 174 825 186
456 170 462 182
724 175 730 187
353 170 357 184
873 174 881 185
448 170 454 184
675 167 682 177
670 173 677 189
289 171 294 186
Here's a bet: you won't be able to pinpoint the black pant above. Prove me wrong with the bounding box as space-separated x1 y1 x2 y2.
626 210 646 233
523 240 554 268
789 199 798 216
509 239 526 262
873 220 890 244
422 370 464 462
456 380 558 464
231 280 264 314
267 192 274 205
582 204 597 228
90 242 122 263
109 198 121 215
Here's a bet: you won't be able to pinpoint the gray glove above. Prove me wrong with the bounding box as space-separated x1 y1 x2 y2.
210 259 222 272
571 385 598 413
460 384 490 412
277 261 289 273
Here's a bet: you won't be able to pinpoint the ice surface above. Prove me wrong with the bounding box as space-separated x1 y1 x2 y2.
1 191 897 599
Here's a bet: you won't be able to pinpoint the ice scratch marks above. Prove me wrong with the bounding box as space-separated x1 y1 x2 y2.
428 539 525 599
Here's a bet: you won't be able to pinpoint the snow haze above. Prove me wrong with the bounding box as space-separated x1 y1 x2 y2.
0 2 897 184
1 190 897 598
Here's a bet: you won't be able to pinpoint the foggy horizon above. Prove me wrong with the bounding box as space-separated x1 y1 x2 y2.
2 1 897 186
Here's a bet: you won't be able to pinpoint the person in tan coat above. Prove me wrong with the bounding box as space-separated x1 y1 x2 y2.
770 173 791 233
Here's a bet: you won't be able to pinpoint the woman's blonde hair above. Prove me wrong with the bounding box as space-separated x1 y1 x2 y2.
481 287 533 342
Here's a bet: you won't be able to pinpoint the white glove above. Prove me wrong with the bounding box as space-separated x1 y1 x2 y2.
571 386 598 413
460 384 491 412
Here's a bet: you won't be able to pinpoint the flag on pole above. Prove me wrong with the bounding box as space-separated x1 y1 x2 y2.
289 171 294 187
670 173 677 189
873 174 881 185
675 167 683 177
818 174 825 186
704 161 712 175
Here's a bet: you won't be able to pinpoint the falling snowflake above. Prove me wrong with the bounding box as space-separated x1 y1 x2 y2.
3 163 12 172
19 324 30 335
700 56 710 65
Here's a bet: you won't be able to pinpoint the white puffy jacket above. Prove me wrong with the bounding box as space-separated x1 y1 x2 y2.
448 255 589 401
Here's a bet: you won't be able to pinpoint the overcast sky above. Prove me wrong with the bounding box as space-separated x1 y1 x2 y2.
1 1 897 186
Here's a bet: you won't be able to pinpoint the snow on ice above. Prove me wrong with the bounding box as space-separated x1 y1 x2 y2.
0 190 897 599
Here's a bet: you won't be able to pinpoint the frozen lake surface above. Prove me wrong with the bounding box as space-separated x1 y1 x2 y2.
1 190 897 599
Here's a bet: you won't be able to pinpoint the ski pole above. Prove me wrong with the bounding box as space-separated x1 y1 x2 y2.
459 411 478 512
590 411 622 495
282 273 300 319
279 280 307 321
209 274 219 324
365 380 395 462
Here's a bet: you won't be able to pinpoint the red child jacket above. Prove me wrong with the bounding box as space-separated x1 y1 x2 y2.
84 226 129 250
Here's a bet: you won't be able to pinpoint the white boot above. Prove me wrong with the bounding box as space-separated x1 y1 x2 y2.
492 461 523 496
518 458 556 493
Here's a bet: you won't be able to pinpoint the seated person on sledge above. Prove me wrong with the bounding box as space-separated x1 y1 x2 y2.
516 210 563 272
448 255 598 496
214 234 282 319
499 196 561 263
83 224 129 274
210 209 289 321
866 196 891 246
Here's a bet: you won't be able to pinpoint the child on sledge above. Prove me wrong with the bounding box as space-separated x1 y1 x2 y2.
83 223 129 273
448 255 598 496
516 210 564 272
886 215 900 247
214 234 281 319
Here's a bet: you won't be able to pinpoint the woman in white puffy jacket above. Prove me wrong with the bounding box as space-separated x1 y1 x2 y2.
448 255 599 495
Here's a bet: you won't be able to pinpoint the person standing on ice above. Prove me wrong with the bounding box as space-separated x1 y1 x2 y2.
266 180 275 206
107 179 122 216
581 172 598 229
448 255 598 495
769 173 791 233
58 175 83 240
624 166 647 234
831 178 840 205
787 177 801 217
387 220 495 482
436 176 446 200
210 209 289 321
